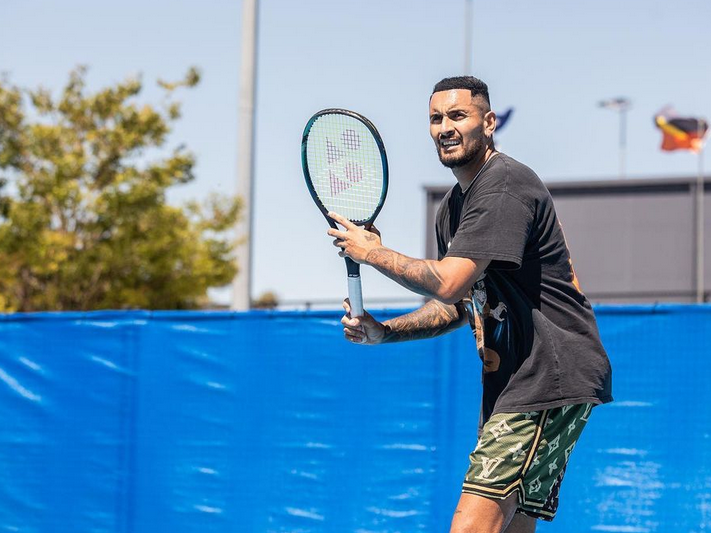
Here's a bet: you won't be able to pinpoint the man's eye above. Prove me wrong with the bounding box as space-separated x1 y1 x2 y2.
430 116 442 124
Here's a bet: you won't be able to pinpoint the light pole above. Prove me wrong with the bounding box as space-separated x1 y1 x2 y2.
598 97 632 179
233 0 259 310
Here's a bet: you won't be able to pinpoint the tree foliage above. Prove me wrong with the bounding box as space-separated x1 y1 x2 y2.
0 67 241 311
253 291 279 310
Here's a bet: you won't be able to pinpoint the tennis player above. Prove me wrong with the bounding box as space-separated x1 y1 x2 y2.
327 76 613 533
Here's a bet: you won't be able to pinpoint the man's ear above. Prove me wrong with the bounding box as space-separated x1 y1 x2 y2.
484 110 497 137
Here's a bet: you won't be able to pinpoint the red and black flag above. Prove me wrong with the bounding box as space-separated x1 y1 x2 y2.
654 107 708 152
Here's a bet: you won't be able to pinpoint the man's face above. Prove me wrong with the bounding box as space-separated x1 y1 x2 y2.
429 89 493 169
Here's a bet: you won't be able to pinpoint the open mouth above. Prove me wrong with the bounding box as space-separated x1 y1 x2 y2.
440 139 461 150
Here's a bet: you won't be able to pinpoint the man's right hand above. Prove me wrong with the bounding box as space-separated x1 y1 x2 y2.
341 298 388 345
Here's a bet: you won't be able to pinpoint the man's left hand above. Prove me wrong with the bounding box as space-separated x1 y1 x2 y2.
327 211 382 264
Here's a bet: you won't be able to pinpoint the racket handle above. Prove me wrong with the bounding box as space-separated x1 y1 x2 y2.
345 257 364 317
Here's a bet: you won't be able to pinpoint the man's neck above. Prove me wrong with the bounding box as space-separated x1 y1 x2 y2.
452 145 497 191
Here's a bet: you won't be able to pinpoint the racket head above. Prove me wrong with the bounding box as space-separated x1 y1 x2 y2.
301 108 389 229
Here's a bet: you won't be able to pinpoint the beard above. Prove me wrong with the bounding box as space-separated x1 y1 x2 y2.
436 139 484 169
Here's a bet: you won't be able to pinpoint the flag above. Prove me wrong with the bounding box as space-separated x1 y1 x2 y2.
654 107 708 152
496 108 514 132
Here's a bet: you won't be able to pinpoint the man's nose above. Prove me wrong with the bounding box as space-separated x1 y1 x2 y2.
438 118 454 137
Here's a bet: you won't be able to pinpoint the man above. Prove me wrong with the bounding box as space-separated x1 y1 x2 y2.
326 76 612 533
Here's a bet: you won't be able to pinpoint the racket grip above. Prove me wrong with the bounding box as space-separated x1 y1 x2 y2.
345 257 364 317
348 276 363 317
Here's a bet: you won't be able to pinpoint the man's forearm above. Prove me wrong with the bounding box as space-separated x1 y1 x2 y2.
365 247 446 300
381 299 466 343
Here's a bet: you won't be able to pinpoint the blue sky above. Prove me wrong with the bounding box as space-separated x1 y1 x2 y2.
2 0 710 308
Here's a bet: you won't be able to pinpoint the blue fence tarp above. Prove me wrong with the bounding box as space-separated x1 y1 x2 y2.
0 305 709 532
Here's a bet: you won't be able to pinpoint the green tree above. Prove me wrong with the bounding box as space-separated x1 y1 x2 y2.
0 67 241 311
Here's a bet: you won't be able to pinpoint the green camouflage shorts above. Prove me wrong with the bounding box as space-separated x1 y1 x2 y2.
462 403 594 521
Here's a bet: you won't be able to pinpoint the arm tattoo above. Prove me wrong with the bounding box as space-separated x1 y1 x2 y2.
381 299 467 343
365 247 446 299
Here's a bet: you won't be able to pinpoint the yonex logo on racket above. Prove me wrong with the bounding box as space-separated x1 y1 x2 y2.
329 163 363 196
326 139 344 164
325 130 365 196
341 129 361 150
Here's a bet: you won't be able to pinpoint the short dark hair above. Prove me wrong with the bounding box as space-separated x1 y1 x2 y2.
432 76 491 108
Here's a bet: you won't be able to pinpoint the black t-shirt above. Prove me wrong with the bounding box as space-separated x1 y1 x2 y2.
435 153 613 426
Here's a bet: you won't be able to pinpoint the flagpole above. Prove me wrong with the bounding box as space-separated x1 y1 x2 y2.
464 0 472 73
696 139 705 303
598 98 631 180
620 106 627 179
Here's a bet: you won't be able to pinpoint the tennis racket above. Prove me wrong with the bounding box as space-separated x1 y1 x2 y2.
301 108 389 317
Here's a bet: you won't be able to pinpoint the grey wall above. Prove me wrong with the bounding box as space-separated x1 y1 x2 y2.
425 177 710 303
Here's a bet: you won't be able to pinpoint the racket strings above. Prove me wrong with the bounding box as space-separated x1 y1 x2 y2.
305 113 385 223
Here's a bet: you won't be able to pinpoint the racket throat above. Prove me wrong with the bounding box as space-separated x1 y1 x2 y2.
345 257 361 276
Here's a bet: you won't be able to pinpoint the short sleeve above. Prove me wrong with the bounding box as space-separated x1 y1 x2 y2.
445 191 533 270
434 193 452 261
435 224 448 261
